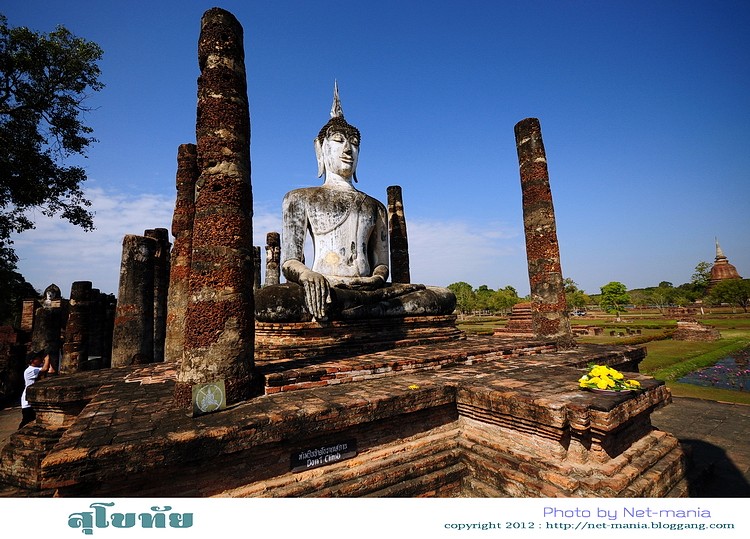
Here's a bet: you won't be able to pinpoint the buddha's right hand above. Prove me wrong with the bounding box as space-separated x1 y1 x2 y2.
299 269 332 321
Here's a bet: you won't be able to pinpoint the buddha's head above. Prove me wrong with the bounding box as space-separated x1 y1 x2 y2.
315 83 361 182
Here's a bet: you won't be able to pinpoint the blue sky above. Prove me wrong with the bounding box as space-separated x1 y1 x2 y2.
4 0 749 296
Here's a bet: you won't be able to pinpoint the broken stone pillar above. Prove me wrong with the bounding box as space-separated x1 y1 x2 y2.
30 302 62 372
253 246 261 290
387 185 411 284
31 283 65 371
112 235 157 367
20 300 35 332
264 232 281 286
175 8 255 406
102 294 116 368
165 143 198 363
86 288 104 363
60 281 92 374
145 228 171 362
90 290 114 369
514 118 574 349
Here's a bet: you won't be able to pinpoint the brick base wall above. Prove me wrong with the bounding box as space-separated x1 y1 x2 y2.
0 339 686 498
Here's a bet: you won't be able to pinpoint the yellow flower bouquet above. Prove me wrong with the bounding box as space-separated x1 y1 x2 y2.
579 364 642 392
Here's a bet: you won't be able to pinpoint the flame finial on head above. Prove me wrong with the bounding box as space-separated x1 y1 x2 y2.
330 80 344 119
316 81 360 143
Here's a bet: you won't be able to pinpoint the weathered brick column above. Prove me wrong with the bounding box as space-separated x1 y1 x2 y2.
103 294 116 367
145 228 171 362
165 144 198 363
30 303 62 371
514 118 574 349
21 300 35 332
87 290 112 369
387 185 411 284
253 246 261 290
112 235 157 366
60 281 92 373
175 8 255 406
264 231 281 286
87 288 103 361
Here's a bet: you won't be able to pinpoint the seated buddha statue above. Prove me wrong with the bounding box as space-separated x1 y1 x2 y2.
254 85 455 322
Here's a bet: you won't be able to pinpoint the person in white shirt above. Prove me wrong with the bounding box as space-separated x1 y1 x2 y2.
19 350 54 429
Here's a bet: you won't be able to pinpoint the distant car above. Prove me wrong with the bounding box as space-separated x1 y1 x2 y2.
571 310 587 316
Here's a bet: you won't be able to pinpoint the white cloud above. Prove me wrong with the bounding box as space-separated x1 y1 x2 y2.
407 219 527 290
12 188 528 297
13 187 177 295
251 205 283 247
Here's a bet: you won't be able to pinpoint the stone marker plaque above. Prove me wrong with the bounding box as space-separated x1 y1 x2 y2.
291 439 357 473
191 380 227 416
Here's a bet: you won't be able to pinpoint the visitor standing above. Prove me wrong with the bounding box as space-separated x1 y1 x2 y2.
19 350 54 429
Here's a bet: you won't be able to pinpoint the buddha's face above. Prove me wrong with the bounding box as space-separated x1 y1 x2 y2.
322 130 359 179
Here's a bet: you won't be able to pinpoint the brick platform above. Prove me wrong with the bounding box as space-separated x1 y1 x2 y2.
255 315 464 361
673 320 721 341
0 337 685 497
493 302 534 337
258 335 556 394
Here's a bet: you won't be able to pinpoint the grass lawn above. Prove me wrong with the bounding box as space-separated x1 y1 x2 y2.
457 313 750 405
456 316 505 335
639 330 750 404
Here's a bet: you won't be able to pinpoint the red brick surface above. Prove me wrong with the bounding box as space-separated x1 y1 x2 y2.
0 337 685 497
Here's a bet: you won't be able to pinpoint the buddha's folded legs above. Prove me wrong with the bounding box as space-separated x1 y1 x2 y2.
255 282 456 322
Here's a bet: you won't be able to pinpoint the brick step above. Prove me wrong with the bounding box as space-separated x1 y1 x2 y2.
312 448 463 497
621 442 688 497
255 315 463 362
7 425 67 450
0 445 45 489
459 475 507 497
261 339 556 395
363 462 467 497
0 423 68 490
229 427 461 497
461 442 552 497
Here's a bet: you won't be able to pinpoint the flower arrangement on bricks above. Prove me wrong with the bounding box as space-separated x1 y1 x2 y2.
579 364 642 393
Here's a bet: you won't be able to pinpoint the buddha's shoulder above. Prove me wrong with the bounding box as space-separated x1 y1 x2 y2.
283 186 383 205
283 186 319 198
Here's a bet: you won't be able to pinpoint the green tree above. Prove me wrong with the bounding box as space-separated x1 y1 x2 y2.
448 281 475 314
474 285 496 313
628 289 650 309
599 281 630 317
675 282 702 303
0 253 37 325
708 279 750 313
567 290 590 311
690 261 712 296
563 278 589 311
649 282 675 312
492 286 519 315
0 14 103 269
563 278 579 294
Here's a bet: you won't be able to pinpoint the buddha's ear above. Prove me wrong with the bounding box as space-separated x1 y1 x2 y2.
314 138 324 178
